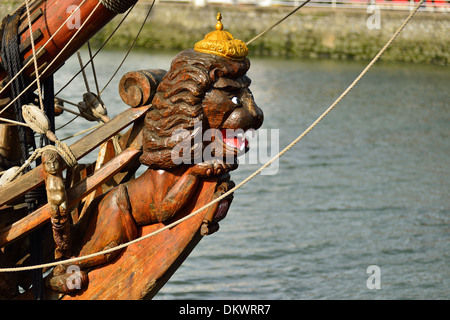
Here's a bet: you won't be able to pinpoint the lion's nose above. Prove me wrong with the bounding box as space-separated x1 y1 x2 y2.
248 101 264 130
243 90 263 130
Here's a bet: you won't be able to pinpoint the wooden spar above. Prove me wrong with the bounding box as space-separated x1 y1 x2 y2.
0 147 142 248
0 0 121 99
0 104 150 207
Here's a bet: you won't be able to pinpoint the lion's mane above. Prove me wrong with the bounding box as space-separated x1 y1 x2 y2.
139 49 250 169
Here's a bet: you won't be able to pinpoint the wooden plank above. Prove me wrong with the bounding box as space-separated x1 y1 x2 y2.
0 105 149 207
0 147 142 248
18 8 44 35
19 29 44 54
77 138 117 221
22 47 46 71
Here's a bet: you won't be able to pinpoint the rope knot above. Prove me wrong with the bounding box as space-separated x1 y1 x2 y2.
21 104 77 167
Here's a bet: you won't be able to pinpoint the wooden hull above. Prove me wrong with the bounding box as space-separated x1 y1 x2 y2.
62 179 224 300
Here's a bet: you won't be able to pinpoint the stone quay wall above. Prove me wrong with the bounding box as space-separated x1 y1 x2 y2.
1 1 448 64
98 2 449 65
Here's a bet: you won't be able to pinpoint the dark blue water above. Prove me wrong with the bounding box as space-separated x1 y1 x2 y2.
56 50 449 300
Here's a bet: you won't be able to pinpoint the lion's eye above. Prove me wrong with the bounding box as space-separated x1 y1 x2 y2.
231 96 241 106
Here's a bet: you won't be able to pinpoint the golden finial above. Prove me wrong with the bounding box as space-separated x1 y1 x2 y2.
194 13 248 61
216 13 223 31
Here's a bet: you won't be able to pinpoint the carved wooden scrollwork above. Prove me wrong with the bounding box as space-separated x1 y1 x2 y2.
119 69 166 108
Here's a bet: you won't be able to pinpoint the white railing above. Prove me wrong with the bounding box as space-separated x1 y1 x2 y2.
151 0 450 12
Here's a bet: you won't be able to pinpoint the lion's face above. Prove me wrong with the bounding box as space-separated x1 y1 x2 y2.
202 76 263 157
140 49 263 170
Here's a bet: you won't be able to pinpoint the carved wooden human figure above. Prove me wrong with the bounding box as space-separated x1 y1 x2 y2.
47 14 263 294
42 150 72 260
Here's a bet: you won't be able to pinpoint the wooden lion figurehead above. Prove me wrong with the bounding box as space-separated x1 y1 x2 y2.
140 14 263 171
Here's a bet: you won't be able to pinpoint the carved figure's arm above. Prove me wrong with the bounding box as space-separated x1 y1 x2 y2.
157 158 236 222
158 173 200 223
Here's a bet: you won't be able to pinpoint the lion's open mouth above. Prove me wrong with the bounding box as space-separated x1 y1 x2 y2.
220 129 249 156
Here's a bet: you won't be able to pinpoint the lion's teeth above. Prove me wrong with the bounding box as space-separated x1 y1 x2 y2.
221 130 248 151
225 141 235 147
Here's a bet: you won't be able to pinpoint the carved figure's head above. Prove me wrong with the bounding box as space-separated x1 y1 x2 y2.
42 150 62 175
140 15 263 171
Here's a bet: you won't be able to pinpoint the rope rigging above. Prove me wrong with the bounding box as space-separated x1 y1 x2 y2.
0 0 105 185
0 0 148 173
0 0 149 182
54 4 136 97
0 0 426 273
0 0 89 103
1 6 34 165
98 0 155 96
0 0 101 119
0 0 141 170
24 0 44 112
1 0 50 299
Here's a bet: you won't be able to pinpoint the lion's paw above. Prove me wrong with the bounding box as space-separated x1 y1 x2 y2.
190 159 238 177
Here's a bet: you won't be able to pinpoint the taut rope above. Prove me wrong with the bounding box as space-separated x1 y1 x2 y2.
55 4 136 96
24 0 44 111
98 0 155 96
246 0 311 46
0 0 425 273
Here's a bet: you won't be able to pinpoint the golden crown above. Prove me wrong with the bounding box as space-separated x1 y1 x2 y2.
194 13 248 61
